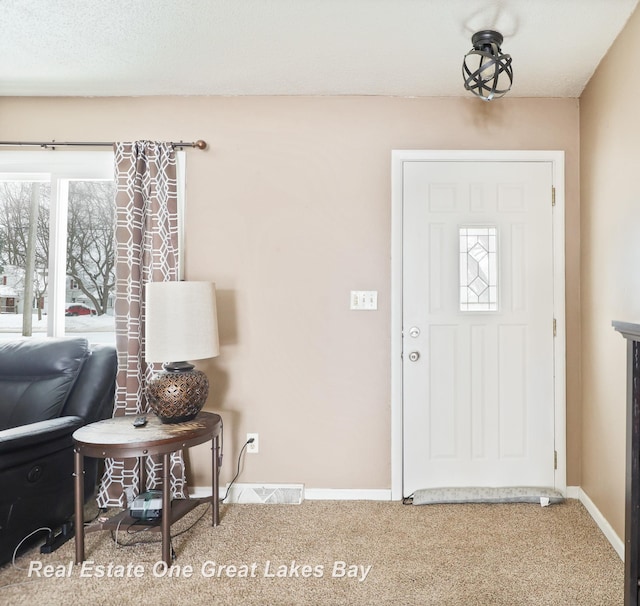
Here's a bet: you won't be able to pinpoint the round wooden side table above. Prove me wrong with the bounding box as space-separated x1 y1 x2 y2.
73 411 222 565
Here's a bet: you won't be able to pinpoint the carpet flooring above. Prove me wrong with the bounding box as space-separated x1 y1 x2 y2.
0 499 623 605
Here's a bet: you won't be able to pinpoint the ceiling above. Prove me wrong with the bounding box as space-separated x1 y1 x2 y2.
1 0 637 98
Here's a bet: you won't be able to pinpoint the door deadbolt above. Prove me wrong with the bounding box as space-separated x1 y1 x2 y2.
408 351 420 362
408 326 420 338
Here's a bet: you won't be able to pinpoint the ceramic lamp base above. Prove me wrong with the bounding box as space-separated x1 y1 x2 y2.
146 368 209 423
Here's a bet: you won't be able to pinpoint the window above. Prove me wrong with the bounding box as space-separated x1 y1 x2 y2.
459 226 498 312
0 151 115 344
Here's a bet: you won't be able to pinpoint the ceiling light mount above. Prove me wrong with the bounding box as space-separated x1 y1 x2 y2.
462 29 513 101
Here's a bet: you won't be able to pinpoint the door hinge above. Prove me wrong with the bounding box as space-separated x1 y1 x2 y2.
553 318 557 337
552 186 556 206
554 450 558 470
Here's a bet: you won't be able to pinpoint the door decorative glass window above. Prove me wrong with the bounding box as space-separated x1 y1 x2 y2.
459 226 498 311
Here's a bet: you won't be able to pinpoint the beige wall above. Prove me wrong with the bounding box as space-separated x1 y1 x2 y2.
0 95 580 491
580 6 640 538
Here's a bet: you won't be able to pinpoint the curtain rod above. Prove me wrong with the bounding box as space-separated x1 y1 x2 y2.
0 139 207 150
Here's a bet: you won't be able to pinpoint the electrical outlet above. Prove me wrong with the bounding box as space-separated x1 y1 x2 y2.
246 433 259 454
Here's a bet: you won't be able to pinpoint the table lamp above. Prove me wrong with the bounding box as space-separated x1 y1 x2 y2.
144 281 219 423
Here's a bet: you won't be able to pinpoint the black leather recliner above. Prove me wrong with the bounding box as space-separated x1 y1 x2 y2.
0 337 117 565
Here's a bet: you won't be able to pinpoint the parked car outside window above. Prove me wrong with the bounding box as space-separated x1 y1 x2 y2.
65 304 96 316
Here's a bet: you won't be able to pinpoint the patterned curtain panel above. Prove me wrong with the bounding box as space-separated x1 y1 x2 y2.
97 141 188 507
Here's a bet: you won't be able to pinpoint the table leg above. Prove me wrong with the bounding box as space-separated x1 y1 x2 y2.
212 434 220 526
139 455 146 495
162 453 171 565
74 448 85 563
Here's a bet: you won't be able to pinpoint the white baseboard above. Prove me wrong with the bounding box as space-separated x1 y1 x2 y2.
304 488 392 501
190 486 214 498
569 485 624 560
565 485 581 499
191 486 392 502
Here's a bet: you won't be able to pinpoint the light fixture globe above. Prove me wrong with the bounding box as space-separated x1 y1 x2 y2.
462 30 513 101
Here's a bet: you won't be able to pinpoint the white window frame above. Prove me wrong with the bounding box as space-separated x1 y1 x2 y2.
0 150 186 338
0 151 113 337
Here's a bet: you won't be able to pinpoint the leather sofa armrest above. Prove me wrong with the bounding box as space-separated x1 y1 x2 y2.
0 416 84 455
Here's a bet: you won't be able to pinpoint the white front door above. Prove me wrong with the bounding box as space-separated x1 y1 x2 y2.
397 155 564 497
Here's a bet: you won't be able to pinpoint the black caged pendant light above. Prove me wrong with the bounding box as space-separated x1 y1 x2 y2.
462 30 513 101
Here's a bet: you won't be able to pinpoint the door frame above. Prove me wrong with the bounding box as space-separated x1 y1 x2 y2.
390 150 566 500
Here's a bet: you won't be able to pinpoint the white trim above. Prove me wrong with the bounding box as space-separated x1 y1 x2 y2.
190 486 214 499
0 150 114 179
192 486 392 502
391 150 567 500
551 153 567 496
390 152 404 500
304 489 392 501
48 177 68 337
573 486 624 560
565 485 581 499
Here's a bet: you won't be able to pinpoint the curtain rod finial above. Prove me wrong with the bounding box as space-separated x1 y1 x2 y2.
195 139 207 150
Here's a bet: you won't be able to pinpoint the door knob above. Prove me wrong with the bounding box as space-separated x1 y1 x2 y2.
408 351 420 362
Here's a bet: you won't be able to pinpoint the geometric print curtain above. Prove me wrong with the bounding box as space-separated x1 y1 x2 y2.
97 141 188 507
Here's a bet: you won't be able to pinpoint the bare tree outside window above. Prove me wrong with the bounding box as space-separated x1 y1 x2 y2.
0 182 50 335
0 180 116 340
67 181 116 316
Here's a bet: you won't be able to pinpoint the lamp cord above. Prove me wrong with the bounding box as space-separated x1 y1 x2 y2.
221 439 252 502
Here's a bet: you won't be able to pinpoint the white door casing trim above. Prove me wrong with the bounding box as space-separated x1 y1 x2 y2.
391 149 566 501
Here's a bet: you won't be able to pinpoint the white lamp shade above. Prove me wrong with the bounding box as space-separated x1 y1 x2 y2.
145 281 220 363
